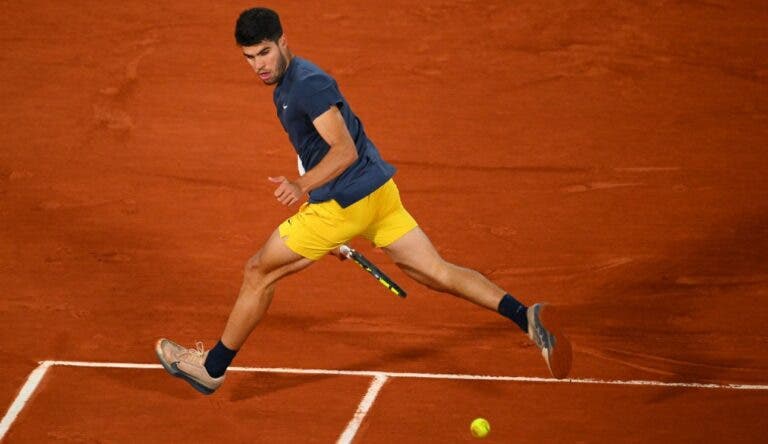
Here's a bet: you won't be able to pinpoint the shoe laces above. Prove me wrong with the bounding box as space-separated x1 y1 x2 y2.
178 341 207 366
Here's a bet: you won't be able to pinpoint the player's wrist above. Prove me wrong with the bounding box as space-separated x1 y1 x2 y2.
294 176 311 194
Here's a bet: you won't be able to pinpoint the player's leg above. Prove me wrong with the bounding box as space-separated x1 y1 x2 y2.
362 181 505 309
366 182 523 321
156 228 313 394
362 179 571 378
221 228 314 350
381 227 505 308
382 226 571 379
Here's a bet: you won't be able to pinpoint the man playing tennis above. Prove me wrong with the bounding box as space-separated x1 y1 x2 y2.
156 7 571 395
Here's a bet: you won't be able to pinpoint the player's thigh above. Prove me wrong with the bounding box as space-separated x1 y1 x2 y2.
247 229 314 279
381 227 445 280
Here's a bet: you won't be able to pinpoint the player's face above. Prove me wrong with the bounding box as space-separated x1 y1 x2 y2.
241 36 290 85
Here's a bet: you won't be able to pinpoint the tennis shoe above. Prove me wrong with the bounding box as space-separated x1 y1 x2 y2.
155 338 225 395
527 303 572 379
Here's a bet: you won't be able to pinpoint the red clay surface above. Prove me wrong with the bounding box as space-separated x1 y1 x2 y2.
2 1 767 442
8 367 372 443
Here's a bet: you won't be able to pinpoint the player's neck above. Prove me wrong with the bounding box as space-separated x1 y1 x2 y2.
275 49 295 86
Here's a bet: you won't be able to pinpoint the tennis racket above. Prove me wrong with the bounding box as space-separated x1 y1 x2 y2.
339 245 407 298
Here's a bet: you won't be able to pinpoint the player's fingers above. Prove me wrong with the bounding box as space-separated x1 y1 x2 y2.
331 247 347 261
280 190 297 205
268 176 286 183
274 183 290 197
289 190 301 204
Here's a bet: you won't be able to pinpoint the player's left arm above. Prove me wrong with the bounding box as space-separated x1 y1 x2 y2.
269 105 358 206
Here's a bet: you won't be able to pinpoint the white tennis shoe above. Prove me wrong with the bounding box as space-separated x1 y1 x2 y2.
155 339 225 395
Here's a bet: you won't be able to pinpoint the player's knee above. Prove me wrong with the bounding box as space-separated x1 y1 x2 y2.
431 261 455 289
243 255 268 283
410 260 453 292
430 261 480 295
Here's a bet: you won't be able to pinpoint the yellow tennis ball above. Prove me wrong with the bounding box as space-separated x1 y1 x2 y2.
470 418 490 438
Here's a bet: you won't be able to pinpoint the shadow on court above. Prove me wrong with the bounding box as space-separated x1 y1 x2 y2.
560 210 768 400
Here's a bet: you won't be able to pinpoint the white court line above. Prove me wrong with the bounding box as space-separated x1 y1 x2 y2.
0 362 51 441
3 360 767 442
44 360 768 390
336 373 389 444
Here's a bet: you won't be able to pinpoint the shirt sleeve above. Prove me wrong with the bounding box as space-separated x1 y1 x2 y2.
299 78 344 121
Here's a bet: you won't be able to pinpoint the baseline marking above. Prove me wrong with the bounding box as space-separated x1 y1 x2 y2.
336 373 389 444
0 362 51 441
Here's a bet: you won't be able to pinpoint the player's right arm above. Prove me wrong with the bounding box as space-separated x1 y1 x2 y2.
270 105 357 206
295 105 358 193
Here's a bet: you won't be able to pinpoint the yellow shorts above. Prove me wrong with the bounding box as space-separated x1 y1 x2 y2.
278 178 418 260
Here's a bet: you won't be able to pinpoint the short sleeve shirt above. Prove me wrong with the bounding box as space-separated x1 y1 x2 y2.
273 57 395 208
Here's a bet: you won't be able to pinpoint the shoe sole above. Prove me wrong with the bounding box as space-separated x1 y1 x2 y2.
154 339 217 395
537 305 573 379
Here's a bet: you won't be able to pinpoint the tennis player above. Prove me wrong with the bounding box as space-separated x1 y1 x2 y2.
156 7 571 394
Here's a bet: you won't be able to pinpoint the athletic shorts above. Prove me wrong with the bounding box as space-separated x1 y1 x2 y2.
278 178 418 260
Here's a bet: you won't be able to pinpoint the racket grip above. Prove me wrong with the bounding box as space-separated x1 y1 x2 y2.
339 244 353 258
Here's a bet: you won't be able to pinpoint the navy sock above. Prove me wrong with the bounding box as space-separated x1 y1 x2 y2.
204 340 238 378
498 294 528 333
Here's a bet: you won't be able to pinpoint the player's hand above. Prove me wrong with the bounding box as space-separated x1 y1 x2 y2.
268 176 303 206
329 246 348 261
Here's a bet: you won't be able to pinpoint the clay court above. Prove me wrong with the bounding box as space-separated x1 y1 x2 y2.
2 1 767 442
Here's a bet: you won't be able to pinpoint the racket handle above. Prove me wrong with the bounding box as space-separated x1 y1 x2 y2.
339 244 353 258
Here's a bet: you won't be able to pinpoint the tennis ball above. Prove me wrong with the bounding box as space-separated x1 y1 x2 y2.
470 418 490 438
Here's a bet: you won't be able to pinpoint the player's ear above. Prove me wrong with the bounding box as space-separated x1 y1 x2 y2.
278 34 287 49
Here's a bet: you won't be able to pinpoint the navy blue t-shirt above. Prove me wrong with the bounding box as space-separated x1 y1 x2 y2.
273 57 395 208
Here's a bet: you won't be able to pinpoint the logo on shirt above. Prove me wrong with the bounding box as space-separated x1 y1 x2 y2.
282 104 288 110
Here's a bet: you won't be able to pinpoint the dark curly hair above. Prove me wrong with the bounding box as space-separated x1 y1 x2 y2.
235 7 283 46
